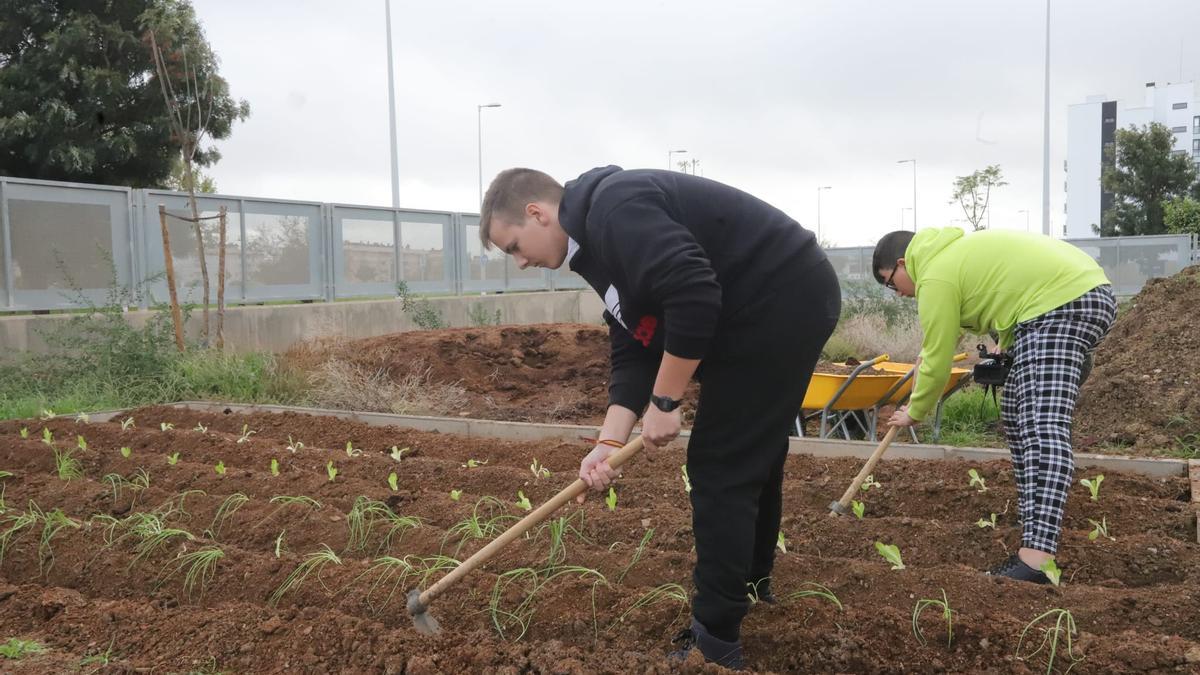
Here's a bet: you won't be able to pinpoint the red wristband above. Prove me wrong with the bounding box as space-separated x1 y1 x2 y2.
597 439 625 449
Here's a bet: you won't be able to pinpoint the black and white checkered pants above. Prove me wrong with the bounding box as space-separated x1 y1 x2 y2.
1000 285 1117 554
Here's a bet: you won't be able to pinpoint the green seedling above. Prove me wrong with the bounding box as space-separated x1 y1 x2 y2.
617 528 654 583
120 417 135 431
270 459 280 477
1087 517 1114 541
259 496 322 530
851 500 865 519
1040 559 1062 586
167 452 179 466
605 487 617 511
782 582 843 610
18 428 28 439
875 541 905 570
681 465 692 493
861 474 881 491
205 493 249 540
155 545 224 599
490 565 608 641
0 471 10 480
387 472 398 491
449 489 462 501
976 513 998 529
268 544 343 607
120 446 131 458
516 491 532 511
356 554 459 615
536 511 591 566
127 514 196 567
236 424 255 444
1016 608 1083 675
326 461 337 482
776 531 787 554
461 458 487 468
746 577 770 604
912 588 955 647
194 422 208 434
442 497 518 555
76 435 87 451
1080 474 1104 501
160 422 174 431
39 409 54 420
213 461 226 476
345 496 422 554
42 430 82 482
274 530 286 558
75 412 89 423
0 638 47 659
614 582 688 626
79 638 117 667
530 458 550 480
286 436 304 453
345 441 361 457
390 446 410 462
40 427 52 446
35 505 80 575
0 505 38 565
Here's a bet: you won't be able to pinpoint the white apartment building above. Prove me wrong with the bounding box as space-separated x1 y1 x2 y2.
1065 81 1200 238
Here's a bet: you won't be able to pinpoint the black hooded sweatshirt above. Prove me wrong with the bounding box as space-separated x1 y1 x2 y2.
559 166 827 414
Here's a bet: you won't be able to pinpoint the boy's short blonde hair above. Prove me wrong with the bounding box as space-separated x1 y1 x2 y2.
479 168 563 249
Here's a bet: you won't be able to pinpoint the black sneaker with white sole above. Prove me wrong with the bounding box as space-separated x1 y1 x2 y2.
986 553 1052 584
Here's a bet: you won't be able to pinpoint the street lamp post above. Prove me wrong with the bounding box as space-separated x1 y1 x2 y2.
477 103 502 207
668 149 688 170
816 186 832 242
384 0 399 207
897 159 917 230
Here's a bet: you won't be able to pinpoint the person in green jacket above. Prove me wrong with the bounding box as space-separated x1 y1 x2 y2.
873 227 1115 583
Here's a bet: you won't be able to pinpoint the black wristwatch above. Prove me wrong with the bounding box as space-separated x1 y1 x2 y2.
650 394 682 412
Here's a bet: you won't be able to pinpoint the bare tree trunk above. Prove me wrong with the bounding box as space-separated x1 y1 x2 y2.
182 151 211 346
158 205 186 353
216 206 227 350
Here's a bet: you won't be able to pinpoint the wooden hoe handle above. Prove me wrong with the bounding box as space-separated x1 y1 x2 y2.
830 426 899 515
418 436 646 606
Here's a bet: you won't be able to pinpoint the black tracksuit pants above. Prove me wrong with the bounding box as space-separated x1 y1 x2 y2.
688 258 841 641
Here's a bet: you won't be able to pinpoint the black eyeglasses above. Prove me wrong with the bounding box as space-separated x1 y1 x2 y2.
884 265 899 291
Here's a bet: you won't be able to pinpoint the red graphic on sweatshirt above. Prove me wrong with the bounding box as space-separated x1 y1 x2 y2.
632 316 657 347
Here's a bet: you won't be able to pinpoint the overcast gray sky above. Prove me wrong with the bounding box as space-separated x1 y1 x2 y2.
191 0 1199 246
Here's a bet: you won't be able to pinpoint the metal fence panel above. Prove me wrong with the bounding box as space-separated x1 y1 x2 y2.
1 175 1195 312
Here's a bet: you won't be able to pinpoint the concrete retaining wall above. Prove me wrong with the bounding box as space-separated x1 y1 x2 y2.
0 291 607 353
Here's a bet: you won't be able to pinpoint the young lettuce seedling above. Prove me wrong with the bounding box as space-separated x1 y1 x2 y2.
18 428 28 439
237 425 255 444
861 474 881 491
976 513 998 529
449 489 462 501
390 446 409 462
160 422 174 431
388 472 399 491
1080 474 1104 501
270 459 280 477
345 442 361 458
851 500 866 519
1087 517 1114 541
681 465 692 493
120 447 132 459
75 412 90 424
194 423 208 434
530 458 551 480
167 452 179 466
76 436 87 451
462 458 487 468
968 468 988 492
214 461 226 476
605 487 617 511
1040 559 1062 586
326 461 338 482
776 531 787 554
874 541 905 570
515 491 532 511
120 417 135 431
286 436 304 453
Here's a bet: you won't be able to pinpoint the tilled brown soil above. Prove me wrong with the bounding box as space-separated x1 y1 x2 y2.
1077 265 1200 454
0 406 1197 673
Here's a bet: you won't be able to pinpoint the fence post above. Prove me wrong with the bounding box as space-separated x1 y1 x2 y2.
0 178 12 310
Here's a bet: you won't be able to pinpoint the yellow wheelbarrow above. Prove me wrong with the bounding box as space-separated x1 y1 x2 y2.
795 353 971 441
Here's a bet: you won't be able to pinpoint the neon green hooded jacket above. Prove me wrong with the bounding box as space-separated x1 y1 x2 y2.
904 228 1109 421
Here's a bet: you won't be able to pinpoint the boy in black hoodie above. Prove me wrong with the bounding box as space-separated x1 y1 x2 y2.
481 166 840 668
